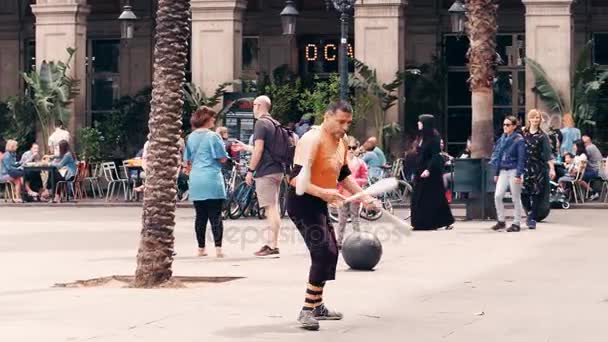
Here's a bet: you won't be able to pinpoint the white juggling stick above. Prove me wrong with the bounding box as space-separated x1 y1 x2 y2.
380 208 412 236
343 177 399 203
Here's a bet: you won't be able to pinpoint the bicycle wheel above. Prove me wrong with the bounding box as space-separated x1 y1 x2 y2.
390 180 413 205
228 183 247 220
328 204 345 223
278 177 288 218
257 201 266 220
222 200 230 219
360 205 383 221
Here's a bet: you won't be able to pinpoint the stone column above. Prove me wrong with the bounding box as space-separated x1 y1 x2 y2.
354 0 407 141
523 0 573 114
0 1 21 99
191 0 246 101
31 0 89 137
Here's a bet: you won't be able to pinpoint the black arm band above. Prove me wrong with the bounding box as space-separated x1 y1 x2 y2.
337 165 352 182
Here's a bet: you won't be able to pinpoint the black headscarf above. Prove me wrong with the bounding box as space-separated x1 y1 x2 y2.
418 114 436 140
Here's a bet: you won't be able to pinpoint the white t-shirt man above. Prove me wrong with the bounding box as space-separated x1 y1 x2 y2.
48 128 71 156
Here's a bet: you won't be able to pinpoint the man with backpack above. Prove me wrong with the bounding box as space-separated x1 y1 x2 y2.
246 95 297 258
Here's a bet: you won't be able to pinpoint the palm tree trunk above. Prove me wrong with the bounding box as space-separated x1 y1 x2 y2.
134 0 190 288
466 0 498 159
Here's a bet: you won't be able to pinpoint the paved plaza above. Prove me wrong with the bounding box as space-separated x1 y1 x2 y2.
0 207 607 341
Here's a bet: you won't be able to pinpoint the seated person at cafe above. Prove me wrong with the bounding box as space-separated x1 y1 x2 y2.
440 139 455 190
40 140 77 202
1 139 24 203
20 143 43 198
133 140 149 193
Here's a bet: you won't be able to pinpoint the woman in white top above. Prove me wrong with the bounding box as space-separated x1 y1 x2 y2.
558 140 588 191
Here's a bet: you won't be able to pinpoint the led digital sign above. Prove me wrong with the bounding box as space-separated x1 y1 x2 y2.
303 43 354 63
300 37 355 74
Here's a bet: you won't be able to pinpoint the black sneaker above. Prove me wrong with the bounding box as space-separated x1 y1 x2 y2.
506 224 521 232
297 310 320 330
491 221 506 231
526 216 537 230
313 304 343 321
254 245 280 258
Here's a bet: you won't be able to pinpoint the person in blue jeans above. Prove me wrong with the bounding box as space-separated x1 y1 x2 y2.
184 106 228 258
41 140 77 203
0 140 24 203
489 115 527 232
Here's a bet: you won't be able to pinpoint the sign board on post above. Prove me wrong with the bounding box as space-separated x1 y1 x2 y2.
221 92 256 145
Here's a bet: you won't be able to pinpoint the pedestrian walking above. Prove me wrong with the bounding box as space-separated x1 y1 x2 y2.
247 95 297 258
336 136 368 249
185 106 228 258
489 115 527 232
410 114 455 231
287 100 378 331
521 110 556 230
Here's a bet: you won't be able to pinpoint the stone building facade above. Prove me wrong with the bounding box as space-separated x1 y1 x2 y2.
0 0 607 152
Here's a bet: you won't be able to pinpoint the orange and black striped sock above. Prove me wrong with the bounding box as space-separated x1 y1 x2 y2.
302 282 324 311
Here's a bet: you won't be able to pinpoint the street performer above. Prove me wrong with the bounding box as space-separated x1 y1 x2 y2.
287 100 379 331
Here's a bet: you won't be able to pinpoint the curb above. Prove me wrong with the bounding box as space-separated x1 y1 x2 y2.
1 202 606 210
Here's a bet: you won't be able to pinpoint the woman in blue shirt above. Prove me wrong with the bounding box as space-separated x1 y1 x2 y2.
41 140 77 202
560 113 581 156
185 106 228 258
1 139 24 203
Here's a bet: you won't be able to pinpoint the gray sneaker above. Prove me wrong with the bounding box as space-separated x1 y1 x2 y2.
313 304 343 321
297 310 320 330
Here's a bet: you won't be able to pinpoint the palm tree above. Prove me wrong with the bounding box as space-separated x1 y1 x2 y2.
134 0 190 288
465 0 498 158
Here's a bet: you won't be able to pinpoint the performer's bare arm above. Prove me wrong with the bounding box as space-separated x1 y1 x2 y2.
340 176 376 205
289 173 344 204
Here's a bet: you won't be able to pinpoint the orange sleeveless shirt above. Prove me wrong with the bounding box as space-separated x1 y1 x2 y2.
293 126 347 189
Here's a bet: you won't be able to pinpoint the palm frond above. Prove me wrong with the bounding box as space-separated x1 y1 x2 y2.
524 57 568 113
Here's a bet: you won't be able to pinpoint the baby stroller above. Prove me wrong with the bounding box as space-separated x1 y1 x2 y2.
549 181 570 209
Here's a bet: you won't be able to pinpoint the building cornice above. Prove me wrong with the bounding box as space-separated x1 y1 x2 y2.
31 3 90 24
522 0 573 16
191 0 246 21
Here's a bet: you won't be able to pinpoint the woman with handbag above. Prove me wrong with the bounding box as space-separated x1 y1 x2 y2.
40 140 77 203
0 139 24 203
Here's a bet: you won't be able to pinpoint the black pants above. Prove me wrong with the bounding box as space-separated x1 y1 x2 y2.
24 171 43 192
522 193 541 221
193 199 224 248
46 169 73 195
287 189 339 284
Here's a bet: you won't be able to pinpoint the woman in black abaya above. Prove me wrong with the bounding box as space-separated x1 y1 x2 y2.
410 114 455 231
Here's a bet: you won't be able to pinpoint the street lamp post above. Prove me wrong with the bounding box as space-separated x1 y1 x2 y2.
325 0 356 100
448 0 466 36
118 1 138 40
280 0 299 36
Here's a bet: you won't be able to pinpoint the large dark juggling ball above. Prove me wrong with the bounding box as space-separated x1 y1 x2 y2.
341 231 383 271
